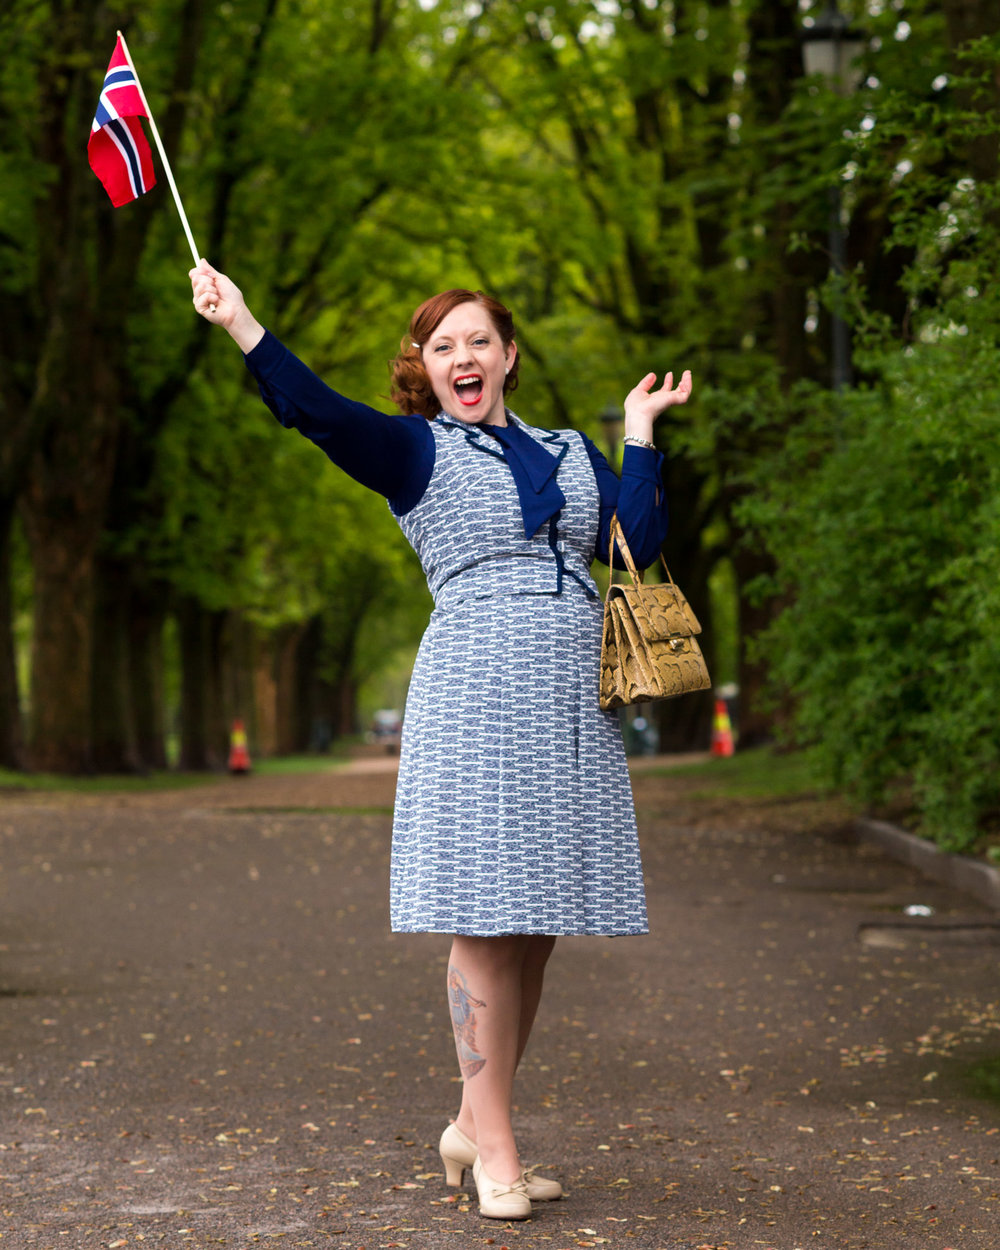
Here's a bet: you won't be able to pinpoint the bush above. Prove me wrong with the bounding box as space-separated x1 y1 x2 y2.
742 280 1000 852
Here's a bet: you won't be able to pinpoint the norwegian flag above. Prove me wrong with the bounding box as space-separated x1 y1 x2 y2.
88 34 156 207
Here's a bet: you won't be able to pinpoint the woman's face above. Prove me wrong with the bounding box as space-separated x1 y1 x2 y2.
421 301 517 426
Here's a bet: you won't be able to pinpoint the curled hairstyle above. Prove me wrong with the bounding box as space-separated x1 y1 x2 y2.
389 289 520 419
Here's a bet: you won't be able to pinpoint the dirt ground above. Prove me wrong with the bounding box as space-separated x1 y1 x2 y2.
1 755 998 1249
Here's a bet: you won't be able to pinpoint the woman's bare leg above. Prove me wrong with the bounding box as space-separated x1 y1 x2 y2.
515 935 557 1062
450 934 557 1180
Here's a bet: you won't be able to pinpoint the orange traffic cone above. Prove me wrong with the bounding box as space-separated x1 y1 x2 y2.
710 698 734 758
228 718 251 774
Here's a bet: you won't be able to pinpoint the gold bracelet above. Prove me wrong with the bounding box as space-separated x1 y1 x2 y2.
622 434 656 450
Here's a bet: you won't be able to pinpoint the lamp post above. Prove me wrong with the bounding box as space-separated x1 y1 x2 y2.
802 0 865 392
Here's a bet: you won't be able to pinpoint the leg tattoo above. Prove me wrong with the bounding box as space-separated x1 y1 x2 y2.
448 965 487 1080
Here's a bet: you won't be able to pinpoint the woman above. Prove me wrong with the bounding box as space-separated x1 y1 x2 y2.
189 260 691 1220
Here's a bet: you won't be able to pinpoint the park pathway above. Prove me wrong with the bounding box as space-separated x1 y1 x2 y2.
0 755 998 1249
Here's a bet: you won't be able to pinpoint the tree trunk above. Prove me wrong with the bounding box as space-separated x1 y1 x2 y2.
942 0 1000 187
130 585 168 770
274 622 308 755
656 688 715 755
0 503 24 770
23 516 99 773
253 631 280 758
334 674 357 740
292 616 323 753
729 546 781 749
206 609 228 767
640 452 717 752
223 610 258 754
725 0 827 747
178 597 225 771
11 0 224 775
90 554 142 773
16 0 138 773
20 277 120 773
654 447 716 753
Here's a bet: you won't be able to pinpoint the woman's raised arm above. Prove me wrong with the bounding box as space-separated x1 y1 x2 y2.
189 261 434 513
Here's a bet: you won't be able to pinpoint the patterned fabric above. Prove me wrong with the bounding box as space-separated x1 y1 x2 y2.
390 412 648 936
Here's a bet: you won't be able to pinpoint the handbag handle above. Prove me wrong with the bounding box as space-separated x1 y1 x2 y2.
608 514 642 587
607 513 677 594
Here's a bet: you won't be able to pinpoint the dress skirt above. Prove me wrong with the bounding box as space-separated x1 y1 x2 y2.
389 587 649 936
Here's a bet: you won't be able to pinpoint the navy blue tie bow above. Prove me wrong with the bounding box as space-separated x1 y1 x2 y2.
486 420 568 539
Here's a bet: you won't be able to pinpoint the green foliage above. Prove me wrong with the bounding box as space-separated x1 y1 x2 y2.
644 745 831 802
0 766 213 793
743 269 1000 852
732 13 1000 850
253 753 353 775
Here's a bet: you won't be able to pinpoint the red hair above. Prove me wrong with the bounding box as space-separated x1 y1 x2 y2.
389 289 520 419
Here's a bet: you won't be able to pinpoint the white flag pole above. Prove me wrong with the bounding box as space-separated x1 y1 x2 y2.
117 29 201 269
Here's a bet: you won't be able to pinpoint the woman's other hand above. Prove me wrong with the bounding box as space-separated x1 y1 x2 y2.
623 369 692 444
189 259 265 353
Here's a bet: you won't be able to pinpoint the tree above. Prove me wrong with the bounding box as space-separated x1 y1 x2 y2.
382 0 829 746
1 0 215 771
0 0 496 770
740 20 1000 847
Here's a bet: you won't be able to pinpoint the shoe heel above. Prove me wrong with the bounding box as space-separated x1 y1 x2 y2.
441 1150 467 1187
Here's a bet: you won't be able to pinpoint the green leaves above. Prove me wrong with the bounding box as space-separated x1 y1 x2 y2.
744 271 1000 850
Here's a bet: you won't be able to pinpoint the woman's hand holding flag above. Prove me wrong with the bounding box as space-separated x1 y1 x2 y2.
190 260 266 353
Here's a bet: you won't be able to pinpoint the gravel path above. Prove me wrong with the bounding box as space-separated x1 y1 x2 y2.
1 756 997 1248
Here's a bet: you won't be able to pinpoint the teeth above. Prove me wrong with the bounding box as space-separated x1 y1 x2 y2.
455 377 481 389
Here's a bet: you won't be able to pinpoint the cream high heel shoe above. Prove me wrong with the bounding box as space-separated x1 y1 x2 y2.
439 1121 563 1201
472 1156 532 1220
439 1122 476 1188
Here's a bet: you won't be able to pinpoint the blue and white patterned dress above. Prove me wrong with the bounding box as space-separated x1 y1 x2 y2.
244 332 668 938
390 414 647 936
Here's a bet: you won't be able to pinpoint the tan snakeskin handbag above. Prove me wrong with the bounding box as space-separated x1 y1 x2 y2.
599 515 711 711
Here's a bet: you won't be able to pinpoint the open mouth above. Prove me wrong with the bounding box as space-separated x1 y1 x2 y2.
454 374 484 405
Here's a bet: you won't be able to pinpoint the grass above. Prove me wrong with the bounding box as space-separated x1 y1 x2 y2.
0 767 214 794
251 752 354 776
0 745 363 794
962 1056 1000 1103
0 744 824 804
641 745 832 801
227 805 394 816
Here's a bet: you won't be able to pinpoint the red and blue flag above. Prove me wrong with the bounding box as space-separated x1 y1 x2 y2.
88 34 156 207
